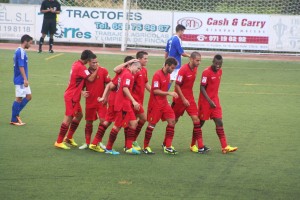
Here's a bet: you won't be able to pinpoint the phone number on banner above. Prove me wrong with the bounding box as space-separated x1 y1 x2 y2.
95 22 171 32
0 25 32 33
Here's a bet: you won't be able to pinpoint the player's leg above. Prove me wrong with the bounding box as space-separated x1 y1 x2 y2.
162 105 178 154
48 20 56 53
11 96 22 125
133 108 146 150
39 19 48 53
142 122 156 154
105 124 121 154
213 118 238 154
11 85 30 125
64 103 83 147
54 115 73 149
125 119 140 154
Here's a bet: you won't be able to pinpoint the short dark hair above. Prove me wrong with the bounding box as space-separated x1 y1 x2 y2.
214 54 223 61
190 52 201 59
81 50 94 60
136 51 148 59
124 56 134 63
21 34 33 43
89 53 97 60
176 24 186 32
165 57 178 67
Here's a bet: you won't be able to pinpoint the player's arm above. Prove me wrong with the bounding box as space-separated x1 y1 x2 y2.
123 87 140 111
145 83 151 92
153 89 178 99
200 85 216 108
19 66 29 87
86 66 99 82
113 59 139 73
98 82 115 103
182 52 190 58
175 83 189 106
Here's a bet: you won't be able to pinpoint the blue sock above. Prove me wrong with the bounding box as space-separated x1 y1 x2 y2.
11 101 21 122
18 98 29 115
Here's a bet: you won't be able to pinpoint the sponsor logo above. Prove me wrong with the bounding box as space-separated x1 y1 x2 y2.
154 81 159 87
177 17 202 30
201 77 207 83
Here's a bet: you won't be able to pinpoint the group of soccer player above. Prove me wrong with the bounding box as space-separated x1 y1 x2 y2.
52 48 238 155
12 30 237 155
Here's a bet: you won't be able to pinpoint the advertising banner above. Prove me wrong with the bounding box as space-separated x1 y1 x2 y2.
174 12 270 50
269 16 300 52
35 6 172 46
0 4 36 40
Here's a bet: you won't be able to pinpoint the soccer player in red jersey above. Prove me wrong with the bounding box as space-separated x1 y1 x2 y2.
88 57 139 154
142 57 179 155
198 54 238 154
172 52 210 154
103 61 141 155
78 54 111 150
130 51 151 150
54 50 99 149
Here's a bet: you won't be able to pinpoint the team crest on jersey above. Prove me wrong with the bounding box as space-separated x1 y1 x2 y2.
126 79 130 85
154 81 159 87
201 77 207 83
177 75 183 82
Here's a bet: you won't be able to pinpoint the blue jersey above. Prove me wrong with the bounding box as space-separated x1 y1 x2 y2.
165 35 184 69
13 47 28 85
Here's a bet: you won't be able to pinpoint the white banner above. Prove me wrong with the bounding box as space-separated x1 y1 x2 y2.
269 16 300 52
174 12 270 50
35 6 172 46
0 4 36 40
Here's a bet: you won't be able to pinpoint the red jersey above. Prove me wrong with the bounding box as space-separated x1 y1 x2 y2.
114 69 134 112
108 68 124 106
148 69 170 109
132 67 148 105
85 66 111 108
199 66 222 102
175 63 197 101
64 60 90 102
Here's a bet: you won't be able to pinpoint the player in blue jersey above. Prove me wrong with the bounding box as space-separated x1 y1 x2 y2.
165 24 190 90
10 34 33 126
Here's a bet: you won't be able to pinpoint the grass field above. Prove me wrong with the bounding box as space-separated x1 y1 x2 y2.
0 49 300 200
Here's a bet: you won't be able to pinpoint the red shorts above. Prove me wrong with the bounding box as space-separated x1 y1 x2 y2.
172 99 198 119
134 104 145 115
114 109 136 128
105 104 115 122
147 104 175 125
198 100 222 120
85 104 107 121
65 100 82 117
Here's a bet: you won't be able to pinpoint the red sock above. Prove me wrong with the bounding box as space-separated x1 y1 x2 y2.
193 122 204 148
106 128 119 150
67 119 80 139
134 120 145 141
85 123 93 144
124 127 129 147
144 126 154 148
216 126 227 148
91 123 108 145
56 123 69 143
164 124 174 148
125 127 136 149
